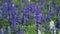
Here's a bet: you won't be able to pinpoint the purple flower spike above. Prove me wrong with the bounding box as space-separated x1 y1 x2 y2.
35 24 41 30
48 0 53 17
34 4 40 13
34 13 45 23
56 5 60 13
22 4 29 15
21 16 28 24
19 26 24 34
9 15 17 26
34 3 45 23
11 3 16 15
29 3 35 13
9 15 14 23
1 4 7 11
56 19 60 29
21 3 28 24
1 4 8 18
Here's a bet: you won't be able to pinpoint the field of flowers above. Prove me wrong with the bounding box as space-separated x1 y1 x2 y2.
0 0 60 34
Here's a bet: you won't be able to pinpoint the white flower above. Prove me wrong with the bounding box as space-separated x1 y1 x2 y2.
38 29 41 34
50 20 55 29
50 20 56 34
28 0 31 3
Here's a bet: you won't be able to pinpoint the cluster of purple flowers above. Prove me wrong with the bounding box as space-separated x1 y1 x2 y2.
0 0 60 34
47 0 53 18
21 3 29 24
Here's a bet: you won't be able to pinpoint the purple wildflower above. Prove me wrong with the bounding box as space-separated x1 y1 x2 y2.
28 3 35 19
47 0 53 17
0 1 19 34
35 24 41 30
34 13 44 22
19 26 24 34
9 15 14 25
21 16 28 24
21 3 28 24
56 19 60 28
29 3 35 13
11 3 16 15
56 5 60 13
22 3 29 15
8 2 17 25
34 4 45 23
1 3 8 18
7 3 18 34
51 28 56 34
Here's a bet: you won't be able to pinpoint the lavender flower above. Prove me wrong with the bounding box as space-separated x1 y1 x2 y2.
35 24 41 30
9 15 14 25
8 3 17 25
11 3 16 15
56 19 60 28
21 16 28 24
56 5 60 13
34 4 40 23
51 28 56 34
47 0 53 18
21 3 28 24
34 13 45 23
28 3 35 19
19 26 24 34
34 4 45 23
1 4 8 18
33 3 45 34
8 3 18 34
29 3 35 13
22 3 29 15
